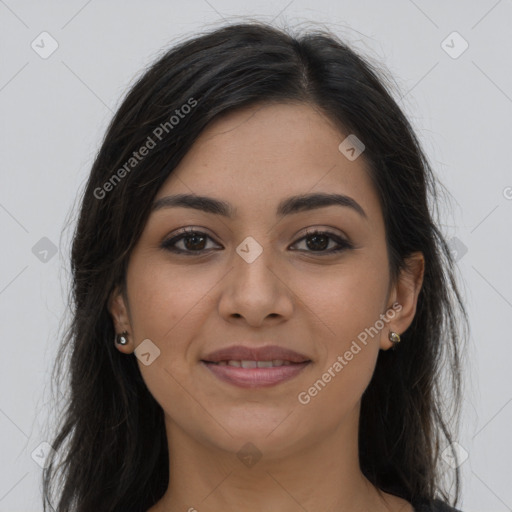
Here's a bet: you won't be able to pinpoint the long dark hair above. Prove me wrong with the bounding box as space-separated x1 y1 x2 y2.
42 20 469 511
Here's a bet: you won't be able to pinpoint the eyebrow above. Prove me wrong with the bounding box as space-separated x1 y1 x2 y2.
151 192 367 220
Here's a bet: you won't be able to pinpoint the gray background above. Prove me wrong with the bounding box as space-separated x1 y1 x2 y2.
1 1 511 510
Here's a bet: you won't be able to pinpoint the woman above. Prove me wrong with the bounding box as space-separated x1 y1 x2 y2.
42 21 468 512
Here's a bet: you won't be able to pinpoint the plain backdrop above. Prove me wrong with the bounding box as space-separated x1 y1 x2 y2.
1 1 511 511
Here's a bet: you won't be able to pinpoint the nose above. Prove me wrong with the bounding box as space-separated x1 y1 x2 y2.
217 240 294 327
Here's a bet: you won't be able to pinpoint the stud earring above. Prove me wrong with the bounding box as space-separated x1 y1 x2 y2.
115 331 129 346
389 331 401 349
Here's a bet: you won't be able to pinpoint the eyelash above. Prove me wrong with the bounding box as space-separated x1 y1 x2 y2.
161 227 353 256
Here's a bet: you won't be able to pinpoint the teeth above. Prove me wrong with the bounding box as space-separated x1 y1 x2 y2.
215 359 297 367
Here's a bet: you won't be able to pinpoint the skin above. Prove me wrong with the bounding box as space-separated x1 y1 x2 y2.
109 102 424 512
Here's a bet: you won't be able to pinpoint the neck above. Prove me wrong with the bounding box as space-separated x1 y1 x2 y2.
151 405 399 512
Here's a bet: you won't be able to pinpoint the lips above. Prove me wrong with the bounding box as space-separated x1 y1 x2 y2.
202 345 311 364
201 345 311 388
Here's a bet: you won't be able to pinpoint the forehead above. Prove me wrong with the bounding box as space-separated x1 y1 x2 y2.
155 102 381 223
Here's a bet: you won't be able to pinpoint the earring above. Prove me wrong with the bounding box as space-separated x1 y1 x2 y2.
115 331 129 345
389 331 401 349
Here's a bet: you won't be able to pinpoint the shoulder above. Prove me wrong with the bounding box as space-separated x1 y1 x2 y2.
412 497 463 512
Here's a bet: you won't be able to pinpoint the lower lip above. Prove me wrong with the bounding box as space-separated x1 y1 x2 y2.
202 361 310 388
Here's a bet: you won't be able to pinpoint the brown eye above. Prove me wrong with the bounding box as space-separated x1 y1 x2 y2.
291 230 353 254
161 229 220 254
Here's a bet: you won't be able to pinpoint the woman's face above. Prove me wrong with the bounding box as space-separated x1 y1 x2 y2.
110 102 423 458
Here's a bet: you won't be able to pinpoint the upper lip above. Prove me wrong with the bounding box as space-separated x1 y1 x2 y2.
202 345 311 363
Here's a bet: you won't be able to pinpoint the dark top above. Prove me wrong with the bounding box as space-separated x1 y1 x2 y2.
412 498 463 512
138 497 460 512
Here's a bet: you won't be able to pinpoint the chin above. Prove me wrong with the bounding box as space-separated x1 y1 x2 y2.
206 415 310 457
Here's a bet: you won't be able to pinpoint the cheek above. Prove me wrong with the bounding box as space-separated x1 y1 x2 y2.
290 256 388 404
125 259 215 420
126 257 213 344
125 255 228 403
293 253 389 345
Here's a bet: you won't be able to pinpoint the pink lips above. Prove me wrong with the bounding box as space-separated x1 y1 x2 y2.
201 345 311 388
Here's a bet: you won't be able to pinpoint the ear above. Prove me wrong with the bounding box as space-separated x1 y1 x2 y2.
108 284 133 352
380 251 425 351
